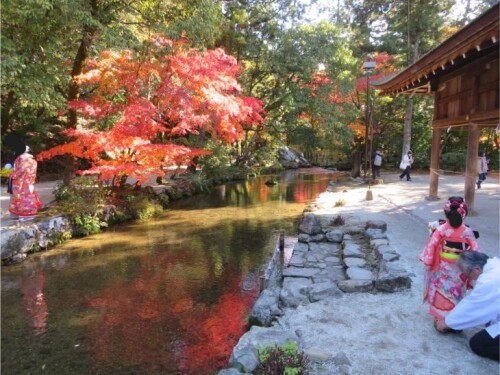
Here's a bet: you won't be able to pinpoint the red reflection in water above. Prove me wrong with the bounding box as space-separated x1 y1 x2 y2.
292 178 330 203
21 270 48 335
86 254 259 374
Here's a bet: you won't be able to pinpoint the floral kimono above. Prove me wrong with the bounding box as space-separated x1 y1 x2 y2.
9 152 42 218
419 221 479 320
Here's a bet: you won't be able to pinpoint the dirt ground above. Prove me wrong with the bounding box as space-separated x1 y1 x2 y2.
276 171 499 375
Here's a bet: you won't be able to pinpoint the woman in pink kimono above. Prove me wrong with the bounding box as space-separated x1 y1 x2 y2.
419 197 479 331
9 146 42 219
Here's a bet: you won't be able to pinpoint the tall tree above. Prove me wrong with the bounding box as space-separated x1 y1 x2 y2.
37 39 264 185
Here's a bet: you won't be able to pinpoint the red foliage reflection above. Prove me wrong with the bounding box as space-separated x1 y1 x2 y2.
21 270 48 335
86 254 259 374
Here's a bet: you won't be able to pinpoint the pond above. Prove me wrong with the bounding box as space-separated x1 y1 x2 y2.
1 168 341 374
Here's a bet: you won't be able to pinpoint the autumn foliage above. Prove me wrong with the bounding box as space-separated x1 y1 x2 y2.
38 37 264 184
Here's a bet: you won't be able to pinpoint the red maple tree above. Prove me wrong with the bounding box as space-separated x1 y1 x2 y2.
38 37 264 184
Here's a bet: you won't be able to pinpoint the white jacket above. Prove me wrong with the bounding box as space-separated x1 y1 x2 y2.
446 257 500 338
400 154 413 169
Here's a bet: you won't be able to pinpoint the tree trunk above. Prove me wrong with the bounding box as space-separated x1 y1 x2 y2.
63 0 99 184
67 0 99 128
402 97 413 156
351 152 361 178
1 91 16 136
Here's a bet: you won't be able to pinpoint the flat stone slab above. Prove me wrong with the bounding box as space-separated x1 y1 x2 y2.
309 281 342 302
308 242 341 255
313 266 345 283
344 257 366 268
346 267 373 280
343 242 364 258
324 256 342 266
293 242 309 252
370 238 389 247
288 252 306 267
282 267 320 278
337 279 374 293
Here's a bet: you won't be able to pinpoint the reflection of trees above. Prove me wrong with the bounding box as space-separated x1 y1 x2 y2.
22 271 48 335
86 248 259 374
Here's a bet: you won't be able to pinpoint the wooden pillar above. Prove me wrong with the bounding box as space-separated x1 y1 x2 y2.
465 123 479 214
426 126 441 200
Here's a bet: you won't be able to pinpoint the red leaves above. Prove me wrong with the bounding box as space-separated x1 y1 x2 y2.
39 38 264 183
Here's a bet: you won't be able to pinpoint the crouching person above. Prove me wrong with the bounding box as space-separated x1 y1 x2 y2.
435 251 499 361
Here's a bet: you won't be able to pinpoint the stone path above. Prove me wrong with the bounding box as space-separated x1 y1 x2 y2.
224 171 499 375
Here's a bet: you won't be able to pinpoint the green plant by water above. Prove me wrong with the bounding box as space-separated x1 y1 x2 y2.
255 341 309 375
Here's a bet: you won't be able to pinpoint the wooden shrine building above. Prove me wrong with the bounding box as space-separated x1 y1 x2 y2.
372 4 499 213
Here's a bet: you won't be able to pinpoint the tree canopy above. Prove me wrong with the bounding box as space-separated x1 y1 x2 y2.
2 0 498 178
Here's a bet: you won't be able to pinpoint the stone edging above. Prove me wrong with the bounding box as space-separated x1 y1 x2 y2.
219 203 413 374
1 217 72 264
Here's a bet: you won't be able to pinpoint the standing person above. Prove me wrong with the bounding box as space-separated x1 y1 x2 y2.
419 197 479 330
372 150 383 179
435 251 499 361
399 150 413 181
476 150 488 189
9 146 42 220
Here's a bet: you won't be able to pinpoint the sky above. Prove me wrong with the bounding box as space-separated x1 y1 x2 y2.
302 0 488 24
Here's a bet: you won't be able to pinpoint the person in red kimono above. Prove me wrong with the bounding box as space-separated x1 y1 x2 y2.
9 146 42 220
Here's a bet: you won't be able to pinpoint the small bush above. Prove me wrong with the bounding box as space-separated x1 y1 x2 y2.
441 151 466 172
330 215 345 226
334 199 346 207
255 341 309 375
128 195 163 220
72 214 107 237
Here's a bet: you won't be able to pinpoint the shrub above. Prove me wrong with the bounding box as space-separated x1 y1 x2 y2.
440 151 466 172
53 176 110 235
334 199 346 207
72 214 107 237
255 341 309 375
330 215 345 226
128 195 163 220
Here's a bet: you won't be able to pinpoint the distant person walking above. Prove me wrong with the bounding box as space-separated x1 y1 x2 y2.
9 146 42 220
399 150 413 181
372 150 383 179
476 150 488 189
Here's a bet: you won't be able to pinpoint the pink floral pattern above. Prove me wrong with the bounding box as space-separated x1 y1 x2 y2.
419 222 479 319
9 153 42 217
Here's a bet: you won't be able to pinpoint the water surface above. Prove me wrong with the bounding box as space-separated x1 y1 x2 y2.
1 169 340 374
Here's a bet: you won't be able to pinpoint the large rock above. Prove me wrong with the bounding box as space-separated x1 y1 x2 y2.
298 214 322 235
282 267 320 278
325 229 344 243
229 326 300 373
365 220 387 232
337 279 374 293
1 216 72 264
278 147 311 169
375 261 412 292
309 281 342 302
249 287 282 327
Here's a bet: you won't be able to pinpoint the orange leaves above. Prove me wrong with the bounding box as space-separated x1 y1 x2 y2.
40 37 264 183
355 52 398 93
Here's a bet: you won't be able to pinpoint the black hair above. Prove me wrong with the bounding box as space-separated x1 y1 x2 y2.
446 210 463 228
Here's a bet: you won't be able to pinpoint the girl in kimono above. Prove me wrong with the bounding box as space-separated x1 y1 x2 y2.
9 146 42 219
419 197 479 331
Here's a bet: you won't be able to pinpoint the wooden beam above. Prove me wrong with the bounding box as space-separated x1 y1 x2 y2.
465 123 479 214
